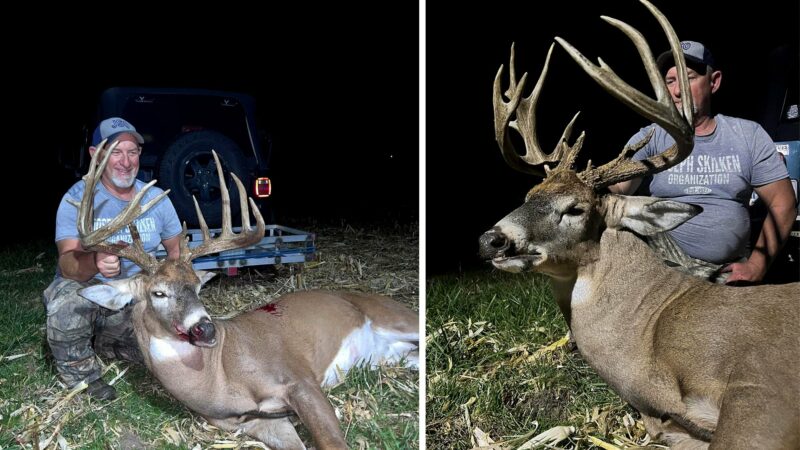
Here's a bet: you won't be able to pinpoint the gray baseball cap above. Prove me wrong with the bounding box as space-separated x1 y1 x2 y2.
92 117 145 147
656 40 715 75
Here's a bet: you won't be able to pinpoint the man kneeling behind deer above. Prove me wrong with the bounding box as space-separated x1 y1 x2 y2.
479 1 798 448
72 145 419 450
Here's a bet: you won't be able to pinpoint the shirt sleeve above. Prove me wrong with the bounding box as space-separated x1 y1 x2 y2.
54 191 80 242
159 196 183 241
750 124 789 186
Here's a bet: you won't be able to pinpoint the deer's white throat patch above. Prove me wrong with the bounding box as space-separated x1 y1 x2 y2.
149 336 196 362
571 277 593 306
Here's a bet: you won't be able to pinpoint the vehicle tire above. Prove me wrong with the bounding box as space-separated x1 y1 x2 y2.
158 130 248 228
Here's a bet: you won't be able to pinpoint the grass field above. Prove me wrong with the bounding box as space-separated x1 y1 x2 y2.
426 270 666 450
0 226 418 449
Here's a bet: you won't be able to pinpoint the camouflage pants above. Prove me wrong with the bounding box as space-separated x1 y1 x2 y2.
644 232 736 284
42 278 143 387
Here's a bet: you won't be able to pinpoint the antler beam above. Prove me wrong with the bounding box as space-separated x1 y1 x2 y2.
556 0 695 189
180 151 266 262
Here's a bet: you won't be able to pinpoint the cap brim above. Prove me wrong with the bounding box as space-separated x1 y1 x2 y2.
656 51 708 75
99 131 145 146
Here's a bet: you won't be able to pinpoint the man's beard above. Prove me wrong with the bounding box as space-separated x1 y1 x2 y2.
111 171 137 189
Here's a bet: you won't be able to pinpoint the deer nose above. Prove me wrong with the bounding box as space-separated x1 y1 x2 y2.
190 320 216 344
479 227 511 259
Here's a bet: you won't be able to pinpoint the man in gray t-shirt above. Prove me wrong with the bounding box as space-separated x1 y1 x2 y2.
43 117 183 400
611 41 796 283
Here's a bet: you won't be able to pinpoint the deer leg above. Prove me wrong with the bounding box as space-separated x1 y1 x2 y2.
287 379 347 449
710 385 799 450
640 412 709 450
206 416 306 450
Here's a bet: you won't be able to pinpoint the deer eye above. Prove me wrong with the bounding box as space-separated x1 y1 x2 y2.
152 291 166 298
562 205 585 217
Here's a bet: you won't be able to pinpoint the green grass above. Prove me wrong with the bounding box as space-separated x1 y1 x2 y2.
0 241 417 449
330 363 419 449
426 270 650 450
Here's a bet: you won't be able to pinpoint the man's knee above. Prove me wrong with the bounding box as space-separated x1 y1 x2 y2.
44 279 101 359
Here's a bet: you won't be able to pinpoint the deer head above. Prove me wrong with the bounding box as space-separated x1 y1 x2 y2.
479 0 700 279
73 140 265 347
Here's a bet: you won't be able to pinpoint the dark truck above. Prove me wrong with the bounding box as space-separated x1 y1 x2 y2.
62 86 315 272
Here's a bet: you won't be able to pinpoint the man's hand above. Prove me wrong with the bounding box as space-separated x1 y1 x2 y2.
95 252 121 278
721 260 766 284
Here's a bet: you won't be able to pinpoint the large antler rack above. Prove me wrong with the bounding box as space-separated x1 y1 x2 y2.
494 0 695 189
493 43 585 178
179 150 266 262
68 139 169 274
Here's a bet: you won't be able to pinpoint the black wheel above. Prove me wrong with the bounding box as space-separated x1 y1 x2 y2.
159 130 249 228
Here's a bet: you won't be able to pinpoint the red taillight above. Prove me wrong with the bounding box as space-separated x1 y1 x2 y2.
254 177 271 198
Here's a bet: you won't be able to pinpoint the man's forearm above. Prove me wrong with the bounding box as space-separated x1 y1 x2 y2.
58 250 99 282
749 203 797 275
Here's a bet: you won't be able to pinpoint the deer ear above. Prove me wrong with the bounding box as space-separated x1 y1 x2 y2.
602 194 701 236
195 270 217 286
78 284 134 311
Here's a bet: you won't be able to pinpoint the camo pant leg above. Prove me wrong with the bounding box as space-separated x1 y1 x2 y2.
42 278 104 387
94 305 143 364
644 232 730 284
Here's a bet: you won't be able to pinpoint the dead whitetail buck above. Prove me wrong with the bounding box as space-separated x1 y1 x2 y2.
478 1 799 448
72 142 419 450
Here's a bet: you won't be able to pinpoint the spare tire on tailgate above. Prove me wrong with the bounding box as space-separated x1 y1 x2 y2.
159 130 248 228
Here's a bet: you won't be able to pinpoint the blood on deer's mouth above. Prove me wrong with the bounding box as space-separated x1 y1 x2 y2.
173 321 192 342
188 320 218 348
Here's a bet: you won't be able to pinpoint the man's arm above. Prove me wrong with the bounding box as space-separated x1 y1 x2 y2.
723 178 797 283
608 178 643 195
57 239 120 282
162 234 182 260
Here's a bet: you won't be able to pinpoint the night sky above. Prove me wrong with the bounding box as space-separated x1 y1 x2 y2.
3 2 798 276
426 0 799 274
6 5 419 244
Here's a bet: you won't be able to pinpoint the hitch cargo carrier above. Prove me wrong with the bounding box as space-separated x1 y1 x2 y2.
156 224 316 273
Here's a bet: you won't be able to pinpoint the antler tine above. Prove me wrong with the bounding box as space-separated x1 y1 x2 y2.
65 139 168 274
554 0 694 189
494 43 582 176
183 151 266 262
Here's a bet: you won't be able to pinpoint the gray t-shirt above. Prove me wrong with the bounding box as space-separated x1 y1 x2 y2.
55 179 182 281
629 114 788 263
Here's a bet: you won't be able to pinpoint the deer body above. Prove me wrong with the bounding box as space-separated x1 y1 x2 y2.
87 262 418 450
570 229 798 448
480 2 799 447
73 148 418 449
485 175 800 449
132 286 418 450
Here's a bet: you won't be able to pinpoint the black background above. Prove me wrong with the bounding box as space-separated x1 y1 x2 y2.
426 0 799 274
1 2 797 277
4 5 419 245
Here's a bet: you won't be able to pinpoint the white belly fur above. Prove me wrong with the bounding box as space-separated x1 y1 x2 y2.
322 320 418 386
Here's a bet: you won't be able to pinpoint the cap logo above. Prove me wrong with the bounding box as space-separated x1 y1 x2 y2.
110 118 131 130
681 42 691 50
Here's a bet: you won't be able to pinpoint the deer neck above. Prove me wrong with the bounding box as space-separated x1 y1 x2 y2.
569 229 699 357
133 301 223 377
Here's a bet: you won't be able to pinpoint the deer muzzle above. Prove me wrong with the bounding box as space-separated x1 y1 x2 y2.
189 319 217 347
479 225 544 273
479 227 512 259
